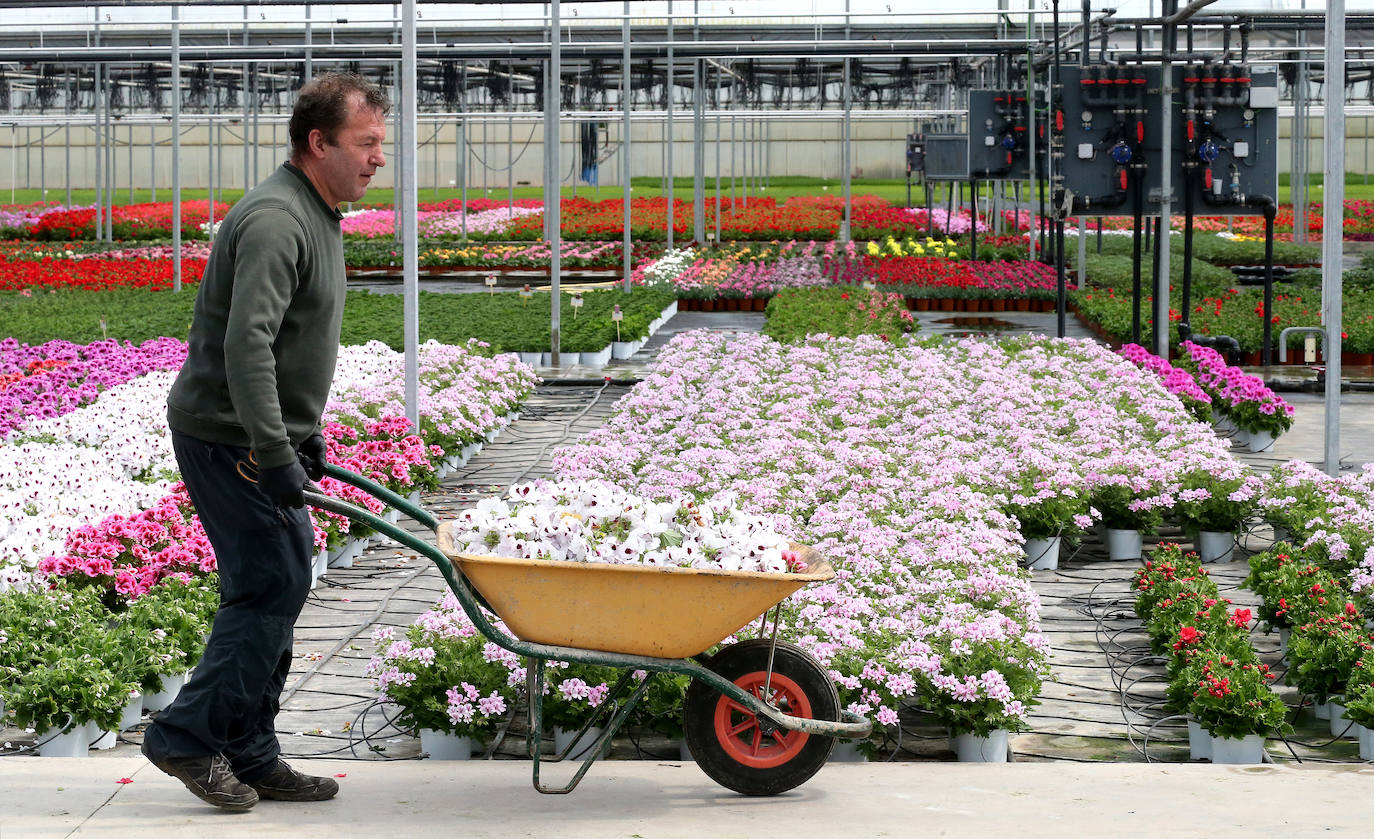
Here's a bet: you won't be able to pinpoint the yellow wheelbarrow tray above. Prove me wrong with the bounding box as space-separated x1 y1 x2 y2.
305 465 872 796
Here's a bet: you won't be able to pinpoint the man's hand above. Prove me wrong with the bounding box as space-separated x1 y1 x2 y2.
298 433 328 481
258 460 309 509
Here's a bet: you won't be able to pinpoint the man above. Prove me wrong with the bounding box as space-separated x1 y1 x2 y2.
142 72 388 811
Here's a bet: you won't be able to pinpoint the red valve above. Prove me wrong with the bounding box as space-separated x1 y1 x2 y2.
1187 120 1195 141
1204 169 1213 189
1120 170 1129 191
1055 110 1064 131
1013 126 1027 132
1132 77 1146 85
1006 151 1013 166
1082 78 1096 85
1137 121 1145 143
1039 125 1045 138
1115 78 1130 85
1235 77 1252 83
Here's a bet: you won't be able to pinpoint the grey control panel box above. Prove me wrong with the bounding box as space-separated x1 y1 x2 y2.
967 89 1032 181
1055 64 1165 216
922 133 970 182
1170 63 1279 216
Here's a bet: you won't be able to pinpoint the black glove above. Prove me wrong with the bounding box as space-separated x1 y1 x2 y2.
298 433 328 481
257 459 309 509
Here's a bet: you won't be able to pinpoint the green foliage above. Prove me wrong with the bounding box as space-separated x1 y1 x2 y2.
0 285 673 353
1286 614 1374 704
1172 469 1260 533
1341 651 1374 728
378 622 517 740
1185 653 1290 740
763 287 916 345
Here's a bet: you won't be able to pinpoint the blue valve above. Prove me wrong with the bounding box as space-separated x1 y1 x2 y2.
1198 140 1220 163
1001 134 1017 151
1109 142 1133 165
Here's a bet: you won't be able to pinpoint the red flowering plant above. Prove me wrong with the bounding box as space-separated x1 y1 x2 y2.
1147 590 1235 657
1243 548 1346 630
1286 611 1374 705
1339 650 1374 729
1132 543 1212 618
1183 652 1289 739
1163 626 1260 711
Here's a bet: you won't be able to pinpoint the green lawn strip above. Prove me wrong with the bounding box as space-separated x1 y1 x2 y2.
0 286 674 352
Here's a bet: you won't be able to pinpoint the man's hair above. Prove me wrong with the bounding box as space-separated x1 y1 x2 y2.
288 72 390 159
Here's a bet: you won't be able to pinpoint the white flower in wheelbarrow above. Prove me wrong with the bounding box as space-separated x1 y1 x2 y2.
449 479 809 574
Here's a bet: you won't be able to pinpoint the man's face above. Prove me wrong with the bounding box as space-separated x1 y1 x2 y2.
312 96 386 206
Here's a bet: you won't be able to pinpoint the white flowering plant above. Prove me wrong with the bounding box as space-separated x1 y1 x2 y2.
447 480 808 574
1172 467 1263 533
367 593 521 740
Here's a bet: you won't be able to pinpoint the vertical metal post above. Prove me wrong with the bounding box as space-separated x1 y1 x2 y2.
394 4 402 241
105 66 113 239
1322 0 1345 476
1292 26 1307 246
39 123 45 202
401 0 420 429
1025 2 1037 261
1155 8 1173 357
665 1 675 250
303 5 313 86
172 7 182 292
507 114 513 209
715 61 721 245
127 123 133 204
622 0 632 291
243 7 250 195
548 1 563 364
64 67 71 208
693 59 705 244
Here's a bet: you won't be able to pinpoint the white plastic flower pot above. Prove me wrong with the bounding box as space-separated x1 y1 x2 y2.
1209 732 1265 764
142 671 187 713
1278 627 1291 660
1245 429 1276 453
1270 524 1290 544
953 729 1009 763
579 346 613 371
119 691 144 731
1358 724 1373 761
37 721 89 757
518 351 542 367
1329 700 1354 738
1024 536 1061 571
554 726 603 760
86 721 117 750
1211 409 1237 433
1105 528 1142 561
1187 718 1211 761
612 341 637 360
1197 530 1236 564
828 739 869 763
1313 700 1332 721
419 728 474 760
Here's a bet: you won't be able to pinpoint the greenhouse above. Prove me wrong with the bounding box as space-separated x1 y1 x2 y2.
1 0 1373 833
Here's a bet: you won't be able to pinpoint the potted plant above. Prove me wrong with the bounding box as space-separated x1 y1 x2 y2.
1004 470 1093 571
628 672 692 759
1340 651 1374 760
543 662 620 759
1172 468 1262 563
367 598 520 760
1286 613 1374 733
119 576 217 709
918 637 1043 763
7 646 134 757
1133 544 1211 618
1089 479 1166 560
1185 653 1288 764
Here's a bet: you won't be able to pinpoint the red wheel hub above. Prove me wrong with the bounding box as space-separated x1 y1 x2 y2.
712 670 813 768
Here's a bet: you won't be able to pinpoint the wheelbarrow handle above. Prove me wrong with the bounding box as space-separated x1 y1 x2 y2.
318 463 438 532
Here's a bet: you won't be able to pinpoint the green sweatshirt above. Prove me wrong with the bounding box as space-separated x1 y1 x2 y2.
167 163 345 469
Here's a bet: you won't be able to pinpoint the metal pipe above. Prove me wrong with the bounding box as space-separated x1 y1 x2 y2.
1322 0 1345 476
1155 1 1175 358
622 0 631 292
665 0 674 251
548 0 562 365
172 5 182 291
403 0 420 429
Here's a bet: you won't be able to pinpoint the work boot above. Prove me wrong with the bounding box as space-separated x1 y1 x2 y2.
243 759 340 802
142 746 258 811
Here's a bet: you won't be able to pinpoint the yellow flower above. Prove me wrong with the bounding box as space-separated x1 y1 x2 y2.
867 241 880 256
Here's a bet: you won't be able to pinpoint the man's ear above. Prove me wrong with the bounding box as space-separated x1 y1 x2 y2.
307 128 328 159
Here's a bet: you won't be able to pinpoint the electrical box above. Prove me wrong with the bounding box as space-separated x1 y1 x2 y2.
905 133 925 175
922 133 970 182
966 89 1033 181
1055 64 1165 217
1172 63 1279 216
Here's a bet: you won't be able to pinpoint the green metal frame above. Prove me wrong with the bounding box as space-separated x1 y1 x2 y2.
306 464 871 793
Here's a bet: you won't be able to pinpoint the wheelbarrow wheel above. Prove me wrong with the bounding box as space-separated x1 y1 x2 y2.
684 638 838 796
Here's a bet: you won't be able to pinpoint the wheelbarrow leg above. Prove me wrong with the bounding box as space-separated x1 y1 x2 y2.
526 659 656 795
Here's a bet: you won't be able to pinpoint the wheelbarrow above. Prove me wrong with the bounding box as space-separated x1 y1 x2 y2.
304 464 871 796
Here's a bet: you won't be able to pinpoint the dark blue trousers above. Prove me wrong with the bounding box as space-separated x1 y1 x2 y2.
142 430 314 784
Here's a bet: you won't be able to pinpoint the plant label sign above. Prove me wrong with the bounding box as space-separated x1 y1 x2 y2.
612 304 623 341
571 293 583 318
520 284 533 305
485 274 498 295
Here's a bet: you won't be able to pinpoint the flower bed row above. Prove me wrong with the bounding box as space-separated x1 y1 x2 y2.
542 331 1246 738
1 338 537 591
